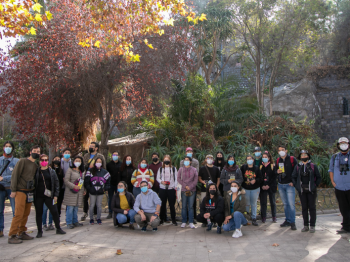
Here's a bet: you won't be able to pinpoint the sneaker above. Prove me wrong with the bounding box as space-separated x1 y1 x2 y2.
232 229 242 238
261 217 266 223
73 222 83 227
129 224 135 230
309 226 315 233
43 225 48 231
36 231 43 238
47 224 55 231
301 226 309 232
90 219 94 225
206 223 212 231
106 213 112 219
0 230 3 237
153 228 158 232
280 220 291 227
181 223 186 228
67 224 75 229
272 217 277 223
56 228 66 235
217 226 221 234
8 235 23 244
19 232 34 240
189 223 196 229
81 213 88 221
252 219 258 226
291 223 297 230
172 220 178 226
141 226 147 232
97 219 102 225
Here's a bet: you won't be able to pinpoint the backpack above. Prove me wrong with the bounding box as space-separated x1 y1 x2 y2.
159 166 176 182
276 156 296 169
259 164 274 170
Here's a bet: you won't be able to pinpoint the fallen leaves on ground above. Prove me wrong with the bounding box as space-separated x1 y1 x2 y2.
272 243 280 247
116 249 123 255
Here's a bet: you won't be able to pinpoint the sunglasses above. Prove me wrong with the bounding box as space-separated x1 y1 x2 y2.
40 159 48 162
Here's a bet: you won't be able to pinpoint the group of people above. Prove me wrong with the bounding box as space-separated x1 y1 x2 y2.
0 136 349 243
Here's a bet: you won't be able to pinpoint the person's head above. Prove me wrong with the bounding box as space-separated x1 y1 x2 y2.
89 142 99 153
298 150 311 163
254 147 262 158
70 156 85 172
184 156 192 167
162 155 172 168
262 151 274 164
3 141 14 155
117 181 127 193
39 154 49 168
337 137 350 153
230 181 241 193
62 148 71 159
139 158 148 169
95 157 103 168
152 152 159 163
205 183 218 202
205 154 214 166
120 155 134 171
216 151 224 160
246 155 254 166
30 145 41 159
226 155 235 167
112 151 119 162
51 156 61 167
140 180 149 194
277 145 288 158
185 147 193 158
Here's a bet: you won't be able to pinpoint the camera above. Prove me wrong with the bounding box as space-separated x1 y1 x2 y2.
26 180 34 190
340 164 349 175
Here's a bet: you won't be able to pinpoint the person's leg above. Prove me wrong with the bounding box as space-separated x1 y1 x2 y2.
34 197 45 233
44 197 61 230
116 213 128 224
309 191 317 227
146 212 160 228
158 189 167 221
250 188 260 220
96 195 103 220
193 193 197 220
181 192 188 223
73 206 79 224
222 216 236 232
168 189 176 221
212 213 225 227
89 194 97 220
66 206 73 225
49 211 53 225
134 214 147 227
278 184 290 222
57 188 65 217
286 184 296 224
196 213 206 224
269 191 277 218
260 190 268 219
299 192 309 226
233 211 247 229
127 209 137 224
0 190 6 232
343 190 350 231
6 189 15 217
42 203 48 226
335 189 350 231
245 189 252 214
188 192 196 223
83 192 89 213
8 192 27 236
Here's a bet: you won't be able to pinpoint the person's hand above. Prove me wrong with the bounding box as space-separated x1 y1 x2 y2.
203 213 210 219
185 186 190 190
54 197 57 203
10 192 16 198
250 179 256 185
265 185 269 190
124 210 128 215
228 179 233 183
83 191 86 195
332 181 336 188
277 169 282 174
289 183 293 187
224 216 231 225
150 215 157 223
141 213 146 221
161 181 166 185
0 176 3 181
74 185 80 190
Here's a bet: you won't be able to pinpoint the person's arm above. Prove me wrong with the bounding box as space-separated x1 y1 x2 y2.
104 172 111 191
177 168 184 187
133 195 141 213
10 159 25 192
179 160 184 169
111 194 123 214
193 159 199 173
291 165 298 187
198 168 206 185
236 168 244 185
220 169 228 186
174 168 178 187
130 170 137 186
190 169 198 190
148 169 154 188
64 169 75 189
314 165 322 187
329 155 336 187
215 168 220 188
156 168 162 185
52 169 60 197
84 171 92 192
255 167 262 185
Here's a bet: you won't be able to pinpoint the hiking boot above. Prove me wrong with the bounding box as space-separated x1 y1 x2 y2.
291 223 297 231
301 226 309 232
47 224 55 231
56 228 66 235
0 230 3 237
19 232 34 240
8 235 22 244
261 217 266 223
172 220 178 226
217 226 222 234
129 224 135 230
106 213 112 219
67 224 75 229
81 213 88 221
272 217 277 223
252 219 258 226
206 223 212 231
280 220 291 227
36 231 43 238
309 226 315 233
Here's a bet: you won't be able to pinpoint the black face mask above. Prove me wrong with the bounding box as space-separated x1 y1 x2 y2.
164 161 170 165
53 161 60 166
217 157 223 161
301 157 309 162
89 148 94 153
209 190 216 195
152 158 158 163
31 153 39 159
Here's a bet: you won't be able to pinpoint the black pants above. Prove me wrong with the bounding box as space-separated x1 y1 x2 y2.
57 188 65 218
196 213 224 227
159 188 176 221
260 189 276 218
335 188 350 231
298 191 317 227
34 196 61 232
83 193 97 214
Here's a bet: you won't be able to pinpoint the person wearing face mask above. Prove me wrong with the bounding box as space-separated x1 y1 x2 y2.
112 181 136 229
34 154 66 238
223 181 250 238
214 151 226 196
120 155 135 193
51 156 64 219
131 159 154 198
63 156 86 229
156 155 178 225
253 147 263 167
149 152 162 194
178 156 198 229
196 183 224 234
106 151 121 219
240 155 262 226
84 157 111 225
59 148 72 215
0 141 19 238
220 155 243 196
274 145 297 230
259 151 277 223
292 150 321 233
329 137 350 234
8 145 40 244
134 180 162 232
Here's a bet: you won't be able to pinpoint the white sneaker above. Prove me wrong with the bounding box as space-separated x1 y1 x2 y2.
181 223 186 228
189 223 196 229
232 229 243 238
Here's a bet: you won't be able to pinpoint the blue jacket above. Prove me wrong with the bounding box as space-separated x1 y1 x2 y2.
329 152 350 191
0 156 20 188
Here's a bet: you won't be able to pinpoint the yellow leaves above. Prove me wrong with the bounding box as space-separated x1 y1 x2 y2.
32 3 42 13
199 13 207 22
144 39 149 45
45 11 53 21
0 3 3 12
94 41 101 48
147 44 154 49
28 27 36 35
35 14 42 22
163 18 174 26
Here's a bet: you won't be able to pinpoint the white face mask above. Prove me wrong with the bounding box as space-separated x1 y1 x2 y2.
74 162 81 167
231 187 238 193
340 144 349 151
207 159 213 165
279 151 286 157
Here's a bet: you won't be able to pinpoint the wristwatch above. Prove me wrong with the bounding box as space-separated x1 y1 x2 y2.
154 212 159 217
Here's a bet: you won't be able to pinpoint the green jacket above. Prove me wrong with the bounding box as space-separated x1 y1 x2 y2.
224 190 250 220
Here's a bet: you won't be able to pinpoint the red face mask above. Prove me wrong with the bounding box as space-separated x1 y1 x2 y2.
41 161 48 167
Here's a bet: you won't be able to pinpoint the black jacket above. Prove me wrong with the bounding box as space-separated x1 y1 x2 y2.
199 195 225 218
274 155 297 184
34 167 60 198
52 166 63 190
111 191 135 214
240 164 262 190
120 166 135 192
260 163 277 193
84 168 111 195
107 160 122 187
292 162 322 193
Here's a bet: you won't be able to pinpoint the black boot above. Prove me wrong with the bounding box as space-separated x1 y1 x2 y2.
56 228 66 235
36 231 43 238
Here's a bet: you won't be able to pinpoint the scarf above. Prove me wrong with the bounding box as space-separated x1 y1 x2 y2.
224 165 239 172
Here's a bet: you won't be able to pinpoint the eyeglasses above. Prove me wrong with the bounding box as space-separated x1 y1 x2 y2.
40 159 48 161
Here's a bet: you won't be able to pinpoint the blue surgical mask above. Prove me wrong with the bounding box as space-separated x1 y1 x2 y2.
118 188 124 193
184 160 190 166
140 163 147 168
228 160 234 166
262 158 269 163
4 147 12 155
112 155 118 161
186 153 192 158
64 154 70 159
126 160 131 165
141 186 148 193
247 160 254 165
255 152 261 157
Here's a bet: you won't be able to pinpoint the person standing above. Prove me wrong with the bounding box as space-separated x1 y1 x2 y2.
52 156 63 218
329 137 350 234
292 150 321 233
220 155 243 196
275 145 297 230
34 154 66 238
106 151 121 219
198 155 221 201
0 141 19 238
59 148 72 217
253 147 263 167
214 151 226 196
149 152 162 194
131 159 154 198
120 155 135 193
8 145 40 244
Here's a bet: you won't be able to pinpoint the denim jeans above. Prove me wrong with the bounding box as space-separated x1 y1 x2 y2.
245 187 260 219
116 209 137 224
0 189 15 231
108 185 118 214
278 183 296 223
222 211 248 231
66 206 79 225
181 191 196 223
42 203 53 225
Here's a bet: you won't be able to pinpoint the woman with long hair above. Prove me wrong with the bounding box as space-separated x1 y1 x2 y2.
220 155 243 196
120 155 135 193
